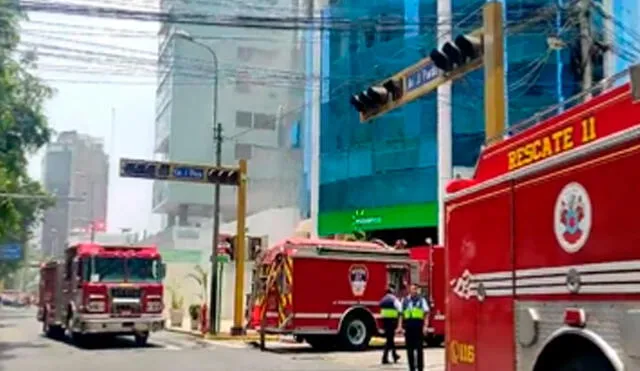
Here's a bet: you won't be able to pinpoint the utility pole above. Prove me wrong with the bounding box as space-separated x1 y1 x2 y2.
209 122 223 334
579 0 593 97
436 0 452 244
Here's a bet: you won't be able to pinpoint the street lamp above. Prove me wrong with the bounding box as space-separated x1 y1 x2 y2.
174 29 222 335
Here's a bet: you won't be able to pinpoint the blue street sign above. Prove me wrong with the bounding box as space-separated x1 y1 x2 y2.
119 158 240 186
405 62 439 93
173 166 205 182
0 243 22 261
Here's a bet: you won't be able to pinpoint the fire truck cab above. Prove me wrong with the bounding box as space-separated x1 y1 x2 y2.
444 66 640 370
37 242 166 346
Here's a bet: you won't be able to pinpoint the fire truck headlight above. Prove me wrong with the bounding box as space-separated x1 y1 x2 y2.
86 300 106 313
146 301 163 313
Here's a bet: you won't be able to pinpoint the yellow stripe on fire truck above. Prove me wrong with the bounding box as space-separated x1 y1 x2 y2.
449 259 640 301
285 256 293 305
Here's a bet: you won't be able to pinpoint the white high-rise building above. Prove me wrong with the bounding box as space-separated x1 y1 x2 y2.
40 131 109 257
153 0 307 240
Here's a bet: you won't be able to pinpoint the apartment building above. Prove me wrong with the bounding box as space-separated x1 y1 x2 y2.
40 131 109 257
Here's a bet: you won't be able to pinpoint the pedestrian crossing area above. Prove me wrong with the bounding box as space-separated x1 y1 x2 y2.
150 335 250 351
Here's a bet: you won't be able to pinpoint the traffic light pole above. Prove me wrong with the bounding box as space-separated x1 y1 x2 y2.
483 1 506 146
209 122 223 335
230 159 247 335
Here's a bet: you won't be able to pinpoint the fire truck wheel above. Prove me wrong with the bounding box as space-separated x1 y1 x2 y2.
424 334 444 347
339 314 373 351
42 311 63 339
134 332 149 346
555 353 615 371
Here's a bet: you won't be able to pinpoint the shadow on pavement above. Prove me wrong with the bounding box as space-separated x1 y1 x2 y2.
42 333 163 351
248 341 391 355
0 340 50 370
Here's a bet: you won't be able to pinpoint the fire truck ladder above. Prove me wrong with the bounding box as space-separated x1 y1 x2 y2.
258 253 292 350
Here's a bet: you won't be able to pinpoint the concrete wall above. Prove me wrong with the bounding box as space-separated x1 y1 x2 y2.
160 207 300 322
162 258 254 322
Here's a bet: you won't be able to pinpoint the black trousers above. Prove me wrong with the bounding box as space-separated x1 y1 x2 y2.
404 325 424 371
382 318 398 361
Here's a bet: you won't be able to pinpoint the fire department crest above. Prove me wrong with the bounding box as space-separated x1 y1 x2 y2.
554 182 592 253
349 264 369 297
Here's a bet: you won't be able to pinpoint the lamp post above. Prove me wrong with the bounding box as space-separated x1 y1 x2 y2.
174 29 221 335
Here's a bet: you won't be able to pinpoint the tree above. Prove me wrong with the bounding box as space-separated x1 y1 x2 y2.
0 3 55 282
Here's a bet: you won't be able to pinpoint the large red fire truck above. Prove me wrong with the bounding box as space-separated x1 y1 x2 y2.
247 237 445 350
37 242 166 346
444 68 640 370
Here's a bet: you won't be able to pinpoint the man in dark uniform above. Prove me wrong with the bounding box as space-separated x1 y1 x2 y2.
398 284 430 371
379 287 401 364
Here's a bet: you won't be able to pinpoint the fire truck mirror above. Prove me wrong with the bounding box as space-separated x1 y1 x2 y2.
387 267 407 294
159 262 167 279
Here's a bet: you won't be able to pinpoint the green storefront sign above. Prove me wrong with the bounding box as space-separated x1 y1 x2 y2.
318 202 438 236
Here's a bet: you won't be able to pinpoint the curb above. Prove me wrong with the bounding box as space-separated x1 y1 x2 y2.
164 326 278 341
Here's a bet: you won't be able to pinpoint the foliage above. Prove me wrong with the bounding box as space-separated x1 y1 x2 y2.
186 265 208 305
188 304 201 320
167 280 184 310
0 4 55 281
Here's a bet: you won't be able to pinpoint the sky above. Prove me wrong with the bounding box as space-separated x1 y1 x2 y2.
21 8 163 234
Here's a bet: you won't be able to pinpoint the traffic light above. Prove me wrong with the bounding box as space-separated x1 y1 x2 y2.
349 77 404 117
430 33 483 73
206 168 239 186
120 160 158 179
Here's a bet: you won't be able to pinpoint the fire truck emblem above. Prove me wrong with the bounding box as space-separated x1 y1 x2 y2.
450 270 475 300
349 264 369 297
554 182 592 254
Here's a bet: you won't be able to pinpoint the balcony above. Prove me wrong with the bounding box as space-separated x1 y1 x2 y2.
155 131 169 154
152 181 169 212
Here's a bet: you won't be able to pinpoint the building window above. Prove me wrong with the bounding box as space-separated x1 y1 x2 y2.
235 70 251 93
235 111 253 128
235 143 252 160
253 113 276 130
364 25 375 48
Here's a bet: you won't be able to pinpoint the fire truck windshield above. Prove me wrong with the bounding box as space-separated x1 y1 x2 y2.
87 257 163 283
127 258 163 283
91 257 126 282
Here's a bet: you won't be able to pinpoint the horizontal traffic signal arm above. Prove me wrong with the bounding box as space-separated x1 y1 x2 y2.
119 158 240 186
357 28 484 123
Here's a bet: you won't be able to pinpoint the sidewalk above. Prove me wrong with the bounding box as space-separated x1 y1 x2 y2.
164 316 276 341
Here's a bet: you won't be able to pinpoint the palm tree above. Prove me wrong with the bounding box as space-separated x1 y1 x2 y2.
186 265 208 305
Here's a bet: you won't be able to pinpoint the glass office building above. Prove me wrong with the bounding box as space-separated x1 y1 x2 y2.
307 0 634 241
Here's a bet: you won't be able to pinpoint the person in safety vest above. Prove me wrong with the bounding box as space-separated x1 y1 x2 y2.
379 286 401 364
397 284 430 371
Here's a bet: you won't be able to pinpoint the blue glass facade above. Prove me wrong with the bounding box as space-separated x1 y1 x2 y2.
297 0 636 224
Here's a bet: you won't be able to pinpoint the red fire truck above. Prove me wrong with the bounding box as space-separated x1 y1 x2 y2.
247 237 445 350
37 242 166 346
444 68 640 370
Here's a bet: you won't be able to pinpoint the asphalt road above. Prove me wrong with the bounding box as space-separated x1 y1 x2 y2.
0 306 444 371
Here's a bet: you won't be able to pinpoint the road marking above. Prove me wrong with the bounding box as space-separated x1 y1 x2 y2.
203 339 248 348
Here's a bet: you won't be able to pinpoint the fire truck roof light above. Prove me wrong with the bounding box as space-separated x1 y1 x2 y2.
564 308 587 328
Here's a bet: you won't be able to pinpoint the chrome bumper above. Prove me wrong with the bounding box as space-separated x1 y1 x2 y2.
76 314 165 334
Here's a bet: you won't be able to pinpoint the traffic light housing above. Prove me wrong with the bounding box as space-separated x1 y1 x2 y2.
430 33 483 73
349 77 404 118
206 168 239 186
